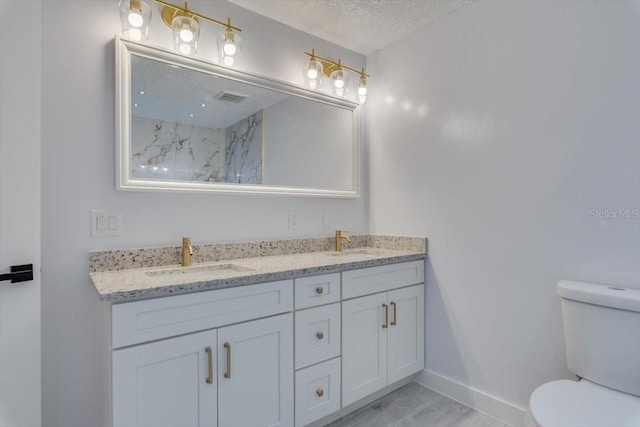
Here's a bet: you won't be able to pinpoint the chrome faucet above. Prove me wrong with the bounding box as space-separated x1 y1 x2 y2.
335 230 351 252
181 237 193 267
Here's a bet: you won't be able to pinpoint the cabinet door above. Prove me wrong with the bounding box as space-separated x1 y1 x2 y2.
342 292 388 406
113 329 218 427
217 313 294 427
387 284 424 383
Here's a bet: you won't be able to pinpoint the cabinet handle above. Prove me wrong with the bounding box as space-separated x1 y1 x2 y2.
316 331 324 340
382 303 389 328
316 388 324 398
224 342 231 379
316 287 324 295
205 346 213 384
390 301 397 326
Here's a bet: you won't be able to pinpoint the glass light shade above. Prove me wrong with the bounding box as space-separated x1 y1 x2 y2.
330 68 346 96
172 15 199 56
119 0 151 41
303 58 323 89
218 29 242 67
358 76 368 103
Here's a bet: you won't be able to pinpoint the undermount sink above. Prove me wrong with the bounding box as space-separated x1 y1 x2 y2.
325 249 385 257
145 263 254 277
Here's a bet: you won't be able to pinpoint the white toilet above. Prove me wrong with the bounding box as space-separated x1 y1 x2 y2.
526 280 640 427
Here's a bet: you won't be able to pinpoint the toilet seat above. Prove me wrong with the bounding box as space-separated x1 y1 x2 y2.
528 379 640 427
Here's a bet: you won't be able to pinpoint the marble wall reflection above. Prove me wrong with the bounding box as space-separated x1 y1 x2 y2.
225 112 263 184
131 113 263 184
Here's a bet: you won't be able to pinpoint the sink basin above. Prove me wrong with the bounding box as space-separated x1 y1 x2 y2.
325 249 384 257
145 263 254 277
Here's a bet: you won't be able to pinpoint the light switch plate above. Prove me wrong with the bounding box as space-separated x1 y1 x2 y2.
91 210 122 237
288 210 298 229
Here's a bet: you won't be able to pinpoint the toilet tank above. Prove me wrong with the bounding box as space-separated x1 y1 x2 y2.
557 280 640 396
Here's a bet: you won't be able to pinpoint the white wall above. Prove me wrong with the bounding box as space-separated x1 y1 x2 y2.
368 0 639 417
40 1 365 425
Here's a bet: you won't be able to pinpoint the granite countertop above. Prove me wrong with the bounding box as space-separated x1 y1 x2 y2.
89 235 427 303
90 236 426 303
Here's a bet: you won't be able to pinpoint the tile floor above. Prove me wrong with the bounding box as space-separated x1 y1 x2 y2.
325 383 510 427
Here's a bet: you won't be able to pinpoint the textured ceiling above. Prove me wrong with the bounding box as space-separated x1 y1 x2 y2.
228 0 472 55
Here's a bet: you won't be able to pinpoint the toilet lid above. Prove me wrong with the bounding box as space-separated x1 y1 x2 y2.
529 380 640 427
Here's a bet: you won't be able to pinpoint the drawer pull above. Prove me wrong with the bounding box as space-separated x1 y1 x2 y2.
224 342 231 379
316 388 324 398
382 303 389 328
316 331 324 340
315 287 324 295
205 346 213 384
390 301 397 326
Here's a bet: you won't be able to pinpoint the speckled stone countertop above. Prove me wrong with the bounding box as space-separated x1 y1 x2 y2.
90 235 426 303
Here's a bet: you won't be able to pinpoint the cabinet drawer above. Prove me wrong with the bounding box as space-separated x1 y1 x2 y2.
112 280 293 348
342 260 424 299
295 303 341 369
295 357 341 427
295 273 340 309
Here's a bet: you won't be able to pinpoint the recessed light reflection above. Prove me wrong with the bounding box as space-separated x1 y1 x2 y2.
189 113 194 117
133 103 139 107
201 103 206 107
138 91 145 95
152 166 158 171
140 165 145 169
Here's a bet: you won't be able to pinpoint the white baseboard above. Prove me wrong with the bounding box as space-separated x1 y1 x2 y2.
415 369 527 427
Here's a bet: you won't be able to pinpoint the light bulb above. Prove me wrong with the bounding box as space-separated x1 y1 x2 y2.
128 11 143 27
334 78 344 89
223 42 237 56
179 28 194 42
307 68 318 80
358 86 367 96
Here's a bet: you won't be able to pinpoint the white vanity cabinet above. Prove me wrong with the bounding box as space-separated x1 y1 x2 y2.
109 259 425 427
217 314 294 427
341 261 425 406
113 329 218 427
111 280 294 427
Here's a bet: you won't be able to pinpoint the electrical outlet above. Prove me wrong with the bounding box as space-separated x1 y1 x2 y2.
91 210 122 237
289 210 298 229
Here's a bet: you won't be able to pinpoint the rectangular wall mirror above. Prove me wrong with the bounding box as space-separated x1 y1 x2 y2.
115 36 360 197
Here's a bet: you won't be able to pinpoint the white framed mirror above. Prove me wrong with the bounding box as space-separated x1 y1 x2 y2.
115 36 360 197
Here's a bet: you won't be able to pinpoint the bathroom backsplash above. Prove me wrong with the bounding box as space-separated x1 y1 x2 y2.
89 235 427 273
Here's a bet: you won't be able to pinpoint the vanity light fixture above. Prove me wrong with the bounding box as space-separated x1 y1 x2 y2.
357 69 368 103
169 6 199 56
119 0 152 41
218 18 242 67
303 50 370 102
155 0 242 66
303 49 324 89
